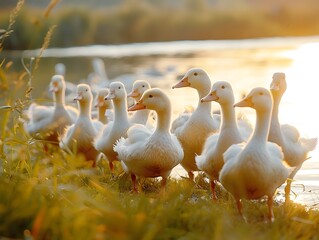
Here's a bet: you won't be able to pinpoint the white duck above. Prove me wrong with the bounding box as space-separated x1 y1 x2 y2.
219 87 289 222
55 63 66 76
54 63 77 102
114 88 184 192
196 81 252 200
94 82 131 171
269 72 317 202
93 88 113 124
127 80 155 127
24 75 77 143
59 84 102 167
91 58 110 88
171 68 220 180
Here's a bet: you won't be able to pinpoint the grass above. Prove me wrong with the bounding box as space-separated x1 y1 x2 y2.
0 137 319 240
0 90 319 239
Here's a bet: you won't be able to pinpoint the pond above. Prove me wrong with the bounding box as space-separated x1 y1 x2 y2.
4 35 319 207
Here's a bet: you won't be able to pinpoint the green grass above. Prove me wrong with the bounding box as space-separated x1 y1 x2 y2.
0 111 319 239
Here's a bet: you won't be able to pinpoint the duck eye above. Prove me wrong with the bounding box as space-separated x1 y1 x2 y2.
194 72 198 76
86 89 88 92
142 85 145 88
221 85 225 89
149 95 153 98
118 86 121 89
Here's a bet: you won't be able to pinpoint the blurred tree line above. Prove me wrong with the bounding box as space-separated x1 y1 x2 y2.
1 0 319 50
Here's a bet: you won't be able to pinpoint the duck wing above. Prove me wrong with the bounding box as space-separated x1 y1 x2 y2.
65 106 78 122
171 112 191 134
281 124 300 142
27 103 53 123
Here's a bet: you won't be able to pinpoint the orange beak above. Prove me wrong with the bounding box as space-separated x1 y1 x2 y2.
201 90 218 102
234 96 253 108
128 101 146 111
49 81 59 92
172 77 190 89
127 89 140 98
270 82 280 91
105 91 115 100
74 93 83 101
94 96 105 108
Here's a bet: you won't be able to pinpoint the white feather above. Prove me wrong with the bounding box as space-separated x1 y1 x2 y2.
171 68 220 177
114 88 183 183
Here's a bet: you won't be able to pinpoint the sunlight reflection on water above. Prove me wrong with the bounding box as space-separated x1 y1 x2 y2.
274 42 319 207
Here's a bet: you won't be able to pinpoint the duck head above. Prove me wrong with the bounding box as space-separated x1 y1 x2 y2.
54 63 66 76
94 88 112 109
127 80 151 101
270 72 287 96
104 82 127 101
128 88 169 112
74 84 92 103
49 75 65 93
172 68 211 91
234 87 273 112
201 81 234 105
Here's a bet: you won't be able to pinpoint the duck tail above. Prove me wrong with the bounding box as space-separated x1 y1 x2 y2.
300 137 318 152
195 154 205 170
113 137 125 153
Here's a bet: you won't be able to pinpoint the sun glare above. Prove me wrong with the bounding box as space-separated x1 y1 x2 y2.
283 43 319 158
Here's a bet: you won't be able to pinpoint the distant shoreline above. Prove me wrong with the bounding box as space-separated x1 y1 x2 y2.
3 35 319 59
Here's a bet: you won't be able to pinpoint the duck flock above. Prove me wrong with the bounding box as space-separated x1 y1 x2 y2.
23 65 318 222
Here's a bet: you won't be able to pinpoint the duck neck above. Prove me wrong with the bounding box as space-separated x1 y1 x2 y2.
98 106 107 123
197 83 210 99
196 100 212 115
133 109 150 123
156 107 171 133
53 90 65 108
269 91 284 144
220 102 238 130
79 101 92 119
113 98 129 125
195 84 212 114
250 108 271 145
271 92 281 127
